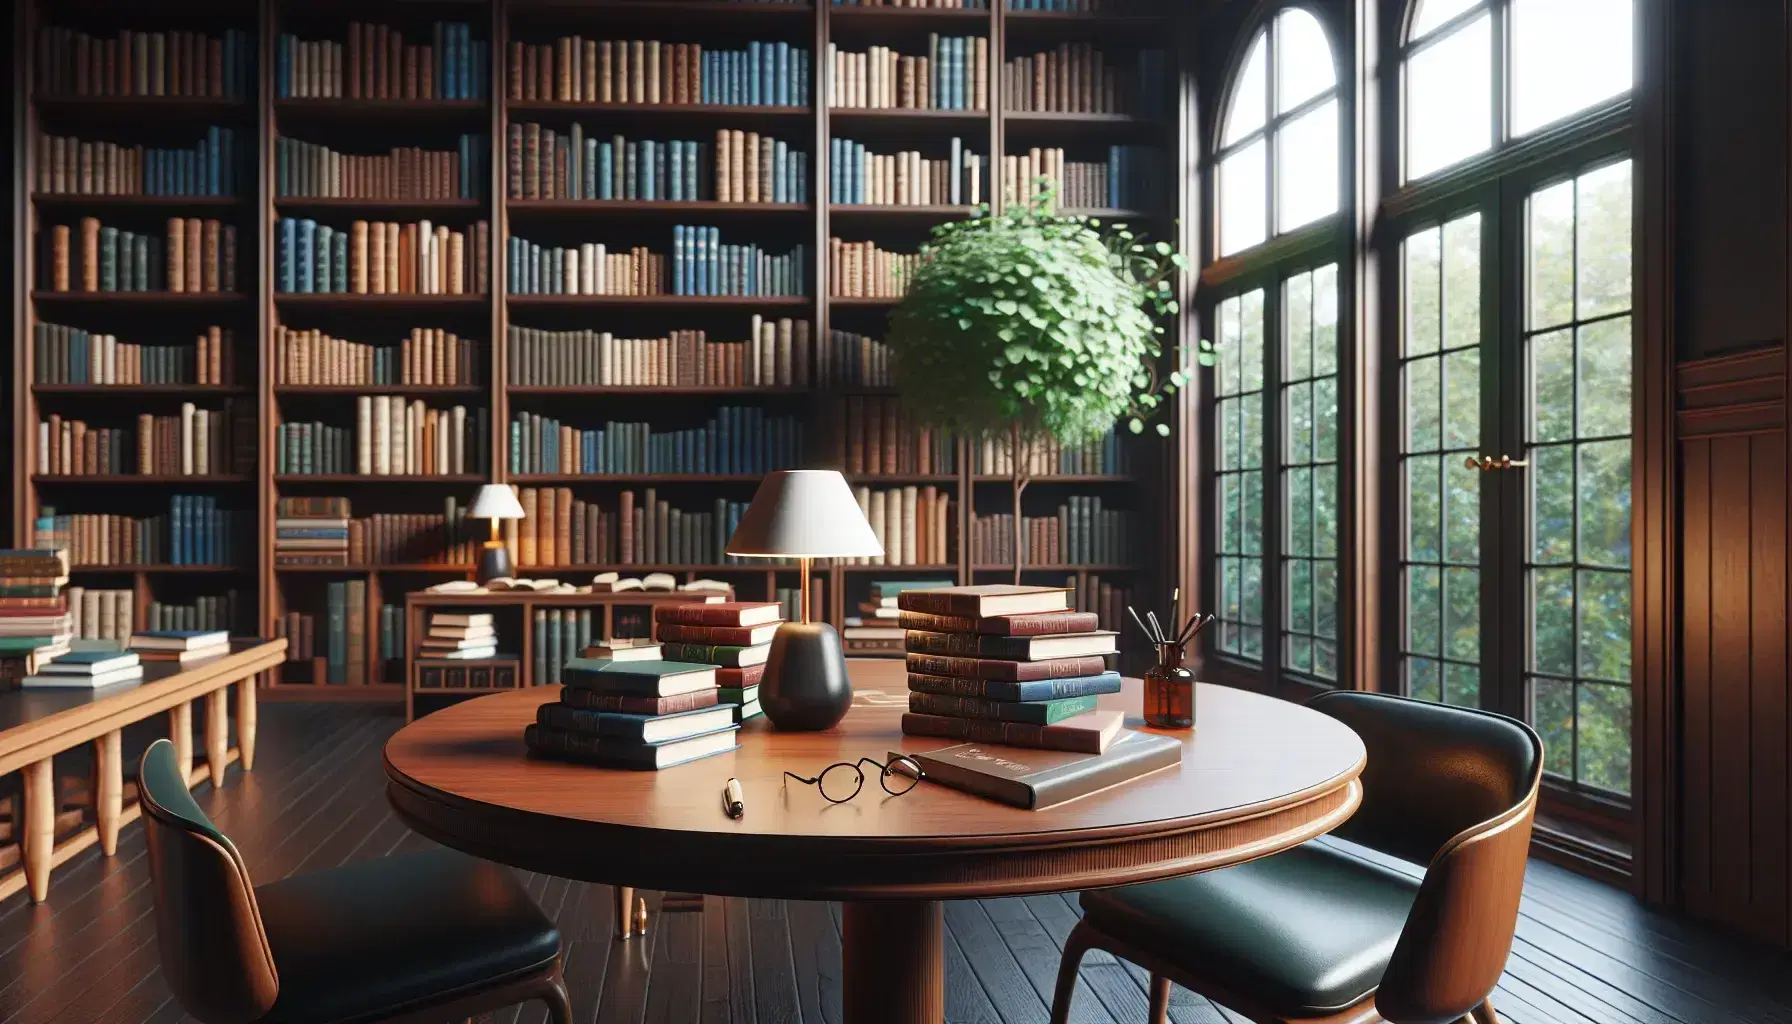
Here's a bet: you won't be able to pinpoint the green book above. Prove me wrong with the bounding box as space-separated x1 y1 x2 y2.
717 685 759 704
560 658 719 697
0 636 63 652
906 692 1100 725
658 641 769 668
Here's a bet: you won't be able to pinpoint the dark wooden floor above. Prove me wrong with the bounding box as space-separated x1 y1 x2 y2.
0 703 1788 1024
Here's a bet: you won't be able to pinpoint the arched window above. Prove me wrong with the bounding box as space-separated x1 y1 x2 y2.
1215 7 1339 257
1404 0 1635 180
1390 0 1636 805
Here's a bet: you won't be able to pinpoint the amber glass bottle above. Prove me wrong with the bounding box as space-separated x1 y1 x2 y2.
1143 641 1194 729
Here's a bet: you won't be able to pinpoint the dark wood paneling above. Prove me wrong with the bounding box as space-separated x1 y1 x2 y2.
1675 346 1790 946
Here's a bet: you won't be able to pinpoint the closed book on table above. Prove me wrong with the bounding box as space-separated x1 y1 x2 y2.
23 665 145 689
655 621 781 646
130 629 229 651
897 609 1100 636
908 691 1098 725
658 641 769 668
560 685 719 716
906 669 1123 703
904 629 1117 661
525 721 739 770
896 584 1070 617
897 721 1176 807
560 657 718 696
537 701 738 743
716 684 759 705
716 663 765 688
33 650 140 675
582 639 662 662
653 601 781 627
905 653 1108 682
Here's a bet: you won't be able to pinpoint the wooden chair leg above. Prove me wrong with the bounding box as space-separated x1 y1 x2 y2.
1048 919 1097 1024
1147 973 1170 1024
538 972 573 1024
1469 998 1501 1024
616 886 638 939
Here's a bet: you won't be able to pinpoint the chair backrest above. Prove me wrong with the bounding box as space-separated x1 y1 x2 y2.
137 739 279 1024
1307 691 1542 1024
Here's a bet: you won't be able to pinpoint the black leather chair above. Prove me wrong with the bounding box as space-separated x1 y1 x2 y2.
1049 691 1542 1024
136 738 572 1024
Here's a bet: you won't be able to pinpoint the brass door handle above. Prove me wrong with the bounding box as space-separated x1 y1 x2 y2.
1464 454 1530 471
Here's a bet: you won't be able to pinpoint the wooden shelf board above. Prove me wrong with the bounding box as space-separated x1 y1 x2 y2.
1004 10 1169 26
827 6 990 22
275 564 475 573
506 0 811 12
273 474 486 483
507 294 809 308
829 204 977 218
510 473 768 483
31 291 247 305
70 564 249 574
274 385 486 396
36 96 250 118
508 199 811 214
274 293 488 307
515 564 781 573
971 474 1134 482
838 564 958 573
844 474 959 484
273 197 485 214
275 99 487 114
1002 110 1159 125
33 384 252 395
508 385 811 396
506 101 811 118
828 296 901 306
32 474 251 484
32 194 245 209
971 563 1139 571
828 108 989 125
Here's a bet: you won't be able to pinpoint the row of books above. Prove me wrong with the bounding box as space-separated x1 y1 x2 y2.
507 407 805 475
276 23 487 100
508 126 808 205
1074 572 1132 634
275 326 481 387
855 486 955 566
67 588 132 643
532 609 600 684
34 498 244 567
275 218 491 295
829 239 917 299
969 497 1137 565
274 496 483 568
379 603 408 668
830 137 983 207
970 430 1128 475
505 231 808 298
505 318 811 388
0 549 73 688
827 38 989 111
149 592 244 635
1002 146 1166 211
274 496 350 566
35 404 254 477
506 38 811 107
275 402 489 476
503 488 758 568
35 27 255 100
323 580 369 684
275 135 487 201
674 229 805 297
36 127 239 197
33 323 236 386
818 329 894 388
835 396 958 475
44 217 237 294
1002 46 1168 116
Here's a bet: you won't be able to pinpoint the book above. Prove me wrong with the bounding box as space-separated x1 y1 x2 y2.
561 657 718 696
538 701 738 743
35 650 140 675
908 692 1099 724
430 613 494 628
904 630 1117 660
905 652 1109 682
23 664 145 689
657 641 769 668
425 646 499 661
906 670 1123 704
654 601 782 627
897 609 1100 636
129 629 229 651
896 584 1071 617
560 686 719 715
654 621 782 646
525 721 739 770
897 722 1176 807
419 635 498 651
717 664 766 689
582 639 663 662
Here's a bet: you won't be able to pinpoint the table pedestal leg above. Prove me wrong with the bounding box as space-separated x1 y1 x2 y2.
842 900 943 1024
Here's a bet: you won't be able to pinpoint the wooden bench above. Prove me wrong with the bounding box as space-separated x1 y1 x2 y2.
0 638 286 902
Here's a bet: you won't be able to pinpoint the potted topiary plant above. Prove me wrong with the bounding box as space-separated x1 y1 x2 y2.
887 188 1207 582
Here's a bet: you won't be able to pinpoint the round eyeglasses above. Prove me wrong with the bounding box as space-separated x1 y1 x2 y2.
784 756 925 804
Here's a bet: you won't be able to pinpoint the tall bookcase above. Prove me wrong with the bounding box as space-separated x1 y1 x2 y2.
12 0 1181 701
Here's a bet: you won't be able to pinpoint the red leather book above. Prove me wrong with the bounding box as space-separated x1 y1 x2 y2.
652 601 781 627
897 609 1099 637
905 653 1108 682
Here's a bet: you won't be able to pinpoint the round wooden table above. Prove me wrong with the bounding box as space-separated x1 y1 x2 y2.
385 661 1366 1024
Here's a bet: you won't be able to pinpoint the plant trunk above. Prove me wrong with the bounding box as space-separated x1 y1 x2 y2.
1011 421 1028 585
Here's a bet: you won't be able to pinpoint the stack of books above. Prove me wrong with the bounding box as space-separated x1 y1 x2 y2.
652 601 783 723
898 584 1124 753
846 579 950 653
0 549 74 687
275 497 350 567
131 628 231 664
419 612 498 661
24 648 143 689
528 658 740 770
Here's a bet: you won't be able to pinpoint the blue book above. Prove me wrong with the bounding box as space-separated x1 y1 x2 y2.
296 219 315 293
776 43 790 106
708 226 721 294
326 582 347 684
654 141 667 201
747 42 760 106
276 35 290 97
315 225 333 293
333 232 348 292
207 127 222 195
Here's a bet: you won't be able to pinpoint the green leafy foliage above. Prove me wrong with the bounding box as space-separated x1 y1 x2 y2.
886 187 1193 450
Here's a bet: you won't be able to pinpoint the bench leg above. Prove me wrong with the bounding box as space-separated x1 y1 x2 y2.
237 677 259 771
616 886 647 940
22 759 54 903
94 730 122 856
206 689 229 788
170 701 193 782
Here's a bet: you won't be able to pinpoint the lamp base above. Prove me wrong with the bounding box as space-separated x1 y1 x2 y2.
477 541 512 584
760 621 853 731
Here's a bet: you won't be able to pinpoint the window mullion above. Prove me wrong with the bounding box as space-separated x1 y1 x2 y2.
1263 280 1286 689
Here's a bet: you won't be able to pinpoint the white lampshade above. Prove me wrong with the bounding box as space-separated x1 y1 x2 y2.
469 484 526 520
726 470 883 558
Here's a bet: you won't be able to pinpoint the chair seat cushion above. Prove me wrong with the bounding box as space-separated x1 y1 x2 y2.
253 847 560 1023
1079 842 1420 1016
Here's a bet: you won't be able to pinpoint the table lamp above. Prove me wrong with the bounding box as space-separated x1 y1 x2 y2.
726 470 883 730
469 484 526 584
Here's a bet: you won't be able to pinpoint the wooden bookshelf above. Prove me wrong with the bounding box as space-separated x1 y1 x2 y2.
11 0 1178 699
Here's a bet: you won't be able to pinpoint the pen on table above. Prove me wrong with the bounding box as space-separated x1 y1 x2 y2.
723 778 745 819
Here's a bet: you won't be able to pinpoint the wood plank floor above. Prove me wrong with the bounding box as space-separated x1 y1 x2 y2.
0 702 1788 1024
